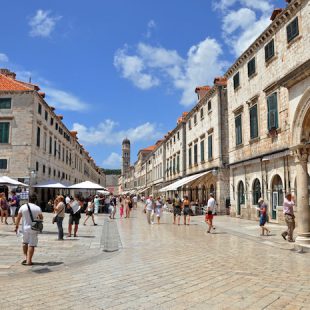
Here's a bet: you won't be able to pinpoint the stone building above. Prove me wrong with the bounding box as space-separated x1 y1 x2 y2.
226 0 309 233
0 69 106 204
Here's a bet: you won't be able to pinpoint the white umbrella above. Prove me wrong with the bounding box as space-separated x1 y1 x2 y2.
32 180 68 188
97 190 110 195
69 181 107 190
0 176 28 187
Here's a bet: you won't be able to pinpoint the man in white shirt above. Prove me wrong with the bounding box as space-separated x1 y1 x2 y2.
133 195 138 209
14 194 43 266
206 193 216 233
144 195 154 224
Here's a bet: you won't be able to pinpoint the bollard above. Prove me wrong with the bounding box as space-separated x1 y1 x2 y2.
101 217 120 252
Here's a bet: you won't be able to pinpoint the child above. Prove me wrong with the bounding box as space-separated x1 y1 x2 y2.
119 197 124 218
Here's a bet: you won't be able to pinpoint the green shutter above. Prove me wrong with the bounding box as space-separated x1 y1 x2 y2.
287 17 299 43
200 140 205 162
250 105 258 139
235 115 242 145
267 93 278 130
0 122 9 143
208 135 213 160
0 98 11 109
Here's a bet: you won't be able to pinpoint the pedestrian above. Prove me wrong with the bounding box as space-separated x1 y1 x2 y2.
182 196 191 225
155 197 163 224
125 196 131 218
104 195 111 214
14 194 43 266
119 196 124 218
65 195 71 206
0 192 9 225
144 195 154 224
110 196 117 219
133 195 138 209
256 198 271 236
84 198 97 226
205 193 216 233
53 195 66 240
67 195 82 237
172 193 182 225
9 190 19 225
93 195 101 215
281 193 296 242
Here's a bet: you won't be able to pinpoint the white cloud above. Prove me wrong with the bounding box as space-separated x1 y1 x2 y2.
102 152 122 168
146 20 156 38
43 86 88 111
29 9 62 37
215 0 273 56
72 120 162 146
114 47 160 89
114 38 226 106
0 53 9 63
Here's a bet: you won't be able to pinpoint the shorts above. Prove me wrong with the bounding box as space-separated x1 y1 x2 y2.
10 207 17 216
173 207 181 216
69 214 80 225
183 206 190 216
259 215 267 226
205 213 213 221
86 210 93 216
22 230 38 247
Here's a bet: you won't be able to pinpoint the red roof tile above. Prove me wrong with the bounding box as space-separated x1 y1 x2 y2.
0 74 32 91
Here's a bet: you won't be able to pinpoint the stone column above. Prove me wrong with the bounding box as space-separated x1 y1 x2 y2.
295 148 310 244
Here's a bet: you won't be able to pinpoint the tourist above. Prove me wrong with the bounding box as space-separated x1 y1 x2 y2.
119 196 124 218
128 196 133 216
54 195 66 240
133 195 138 209
110 196 117 219
125 195 131 218
9 190 19 225
281 193 295 242
205 193 216 233
67 195 82 237
46 199 54 213
0 192 9 225
14 194 43 266
256 198 270 236
182 196 191 225
144 195 154 224
155 196 163 224
84 198 97 226
104 195 111 214
93 195 101 215
65 195 71 206
172 193 182 225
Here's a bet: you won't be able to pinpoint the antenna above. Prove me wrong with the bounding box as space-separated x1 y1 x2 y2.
29 76 32 84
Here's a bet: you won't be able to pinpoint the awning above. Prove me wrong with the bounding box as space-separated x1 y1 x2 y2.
159 171 210 192
0 176 28 187
32 180 68 188
262 150 291 161
138 186 150 194
69 181 107 190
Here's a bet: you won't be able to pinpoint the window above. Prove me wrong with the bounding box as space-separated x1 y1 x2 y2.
194 114 197 125
173 157 176 174
48 167 51 175
0 98 11 109
49 136 52 154
200 140 205 162
250 105 258 139
58 143 61 159
177 131 180 140
267 93 278 130
38 103 42 114
43 132 47 152
36 161 39 172
247 58 256 77
55 123 58 130
53 169 56 177
188 119 192 130
194 144 198 164
265 39 275 62
176 155 180 172
252 179 261 205
50 117 54 126
188 147 192 167
233 72 240 89
0 122 10 143
43 165 46 174
54 141 57 157
200 108 204 119
173 135 176 143
208 135 213 160
287 17 299 43
235 115 242 145
36 127 41 147
208 100 212 112
0 159 7 169
44 110 48 121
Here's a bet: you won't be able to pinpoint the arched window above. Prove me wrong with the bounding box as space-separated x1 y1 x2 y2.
238 181 245 204
252 179 261 205
210 184 215 195
272 175 283 206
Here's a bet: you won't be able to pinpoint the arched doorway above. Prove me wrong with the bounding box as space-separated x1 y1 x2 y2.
237 181 245 216
252 179 261 205
271 175 283 220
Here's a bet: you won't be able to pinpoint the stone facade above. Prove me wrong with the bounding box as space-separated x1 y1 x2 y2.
0 70 106 204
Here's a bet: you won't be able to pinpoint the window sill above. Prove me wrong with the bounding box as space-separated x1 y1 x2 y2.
208 157 213 162
248 72 257 80
234 85 241 92
267 127 281 138
287 34 302 49
265 54 278 67
249 137 260 144
235 143 244 150
208 110 212 115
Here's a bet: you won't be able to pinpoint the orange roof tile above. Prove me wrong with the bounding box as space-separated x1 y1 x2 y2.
141 145 156 152
0 74 32 91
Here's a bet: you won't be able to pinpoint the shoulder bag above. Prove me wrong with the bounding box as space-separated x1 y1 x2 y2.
52 205 64 224
27 204 43 232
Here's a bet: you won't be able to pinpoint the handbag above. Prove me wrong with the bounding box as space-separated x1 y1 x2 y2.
52 206 64 224
27 204 43 232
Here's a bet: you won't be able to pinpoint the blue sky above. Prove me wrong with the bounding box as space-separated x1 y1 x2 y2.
0 0 283 168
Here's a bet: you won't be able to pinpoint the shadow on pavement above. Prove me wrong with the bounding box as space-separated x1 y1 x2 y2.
32 261 63 267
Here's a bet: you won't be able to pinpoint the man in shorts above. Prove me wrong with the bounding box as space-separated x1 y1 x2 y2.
206 193 216 233
67 195 82 237
173 193 182 225
14 194 43 266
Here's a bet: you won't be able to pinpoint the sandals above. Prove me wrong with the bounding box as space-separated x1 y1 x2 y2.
21 260 33 266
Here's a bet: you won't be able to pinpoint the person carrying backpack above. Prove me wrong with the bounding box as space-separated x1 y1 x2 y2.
173 193 182 225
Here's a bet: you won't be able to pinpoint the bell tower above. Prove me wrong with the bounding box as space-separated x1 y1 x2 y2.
122 138 131 176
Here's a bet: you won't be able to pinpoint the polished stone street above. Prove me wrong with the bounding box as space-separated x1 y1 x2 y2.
0 206 309 310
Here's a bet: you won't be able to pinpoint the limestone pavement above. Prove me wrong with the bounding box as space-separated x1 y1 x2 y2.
0 206 309 310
